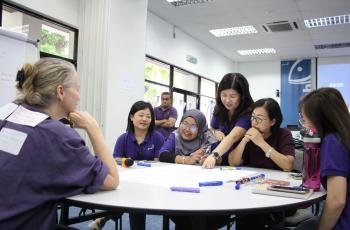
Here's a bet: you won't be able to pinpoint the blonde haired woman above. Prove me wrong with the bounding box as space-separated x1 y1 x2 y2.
0 58 118 229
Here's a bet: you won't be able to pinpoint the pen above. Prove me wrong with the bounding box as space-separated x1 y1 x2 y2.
170 186 200 193
220 166 241 170
227 173 265 185
198 181 223 187
137 161 151 167
205 145 211 155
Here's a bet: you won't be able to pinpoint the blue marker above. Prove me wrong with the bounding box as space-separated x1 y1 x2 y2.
235 182 241 190
137 161 151 167
198 181 223 187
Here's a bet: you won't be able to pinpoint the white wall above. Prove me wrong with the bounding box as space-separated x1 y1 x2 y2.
237 61 281 103
104 0 148 148
146 12 237 82
8 0 79 28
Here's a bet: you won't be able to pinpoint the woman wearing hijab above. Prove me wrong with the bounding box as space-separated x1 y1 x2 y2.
159 109 218 165
159 110 228 230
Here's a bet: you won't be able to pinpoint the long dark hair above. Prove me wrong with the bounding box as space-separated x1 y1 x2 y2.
252 98 282 135
299 87 350 151
127 101 155 133
214 73 253 124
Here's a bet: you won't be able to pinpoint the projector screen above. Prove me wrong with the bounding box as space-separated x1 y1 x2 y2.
317 56 350 109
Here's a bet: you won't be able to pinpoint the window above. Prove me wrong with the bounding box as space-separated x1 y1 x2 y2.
173 68 198 93
199 78 216 124
145 58 170 85
41 24 75 59
144 56 217 126
201 78 216 98
144 82 169 107
200 96 216 126
1 3 77 63
144 57 170 107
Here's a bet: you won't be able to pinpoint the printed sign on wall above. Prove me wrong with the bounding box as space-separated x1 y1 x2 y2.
281 59 311 127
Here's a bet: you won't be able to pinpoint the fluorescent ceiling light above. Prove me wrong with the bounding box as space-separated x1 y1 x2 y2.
167 0 213 7
210 26 257 37
237 48 276 56
304 14 350 28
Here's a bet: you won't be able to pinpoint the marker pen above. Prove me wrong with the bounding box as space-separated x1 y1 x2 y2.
198 181 223 187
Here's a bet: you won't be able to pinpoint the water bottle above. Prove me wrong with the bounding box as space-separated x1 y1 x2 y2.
302 136 321 191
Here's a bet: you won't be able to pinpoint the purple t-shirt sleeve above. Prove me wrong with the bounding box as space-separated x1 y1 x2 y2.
153 131 165 158
235 115 251 130
159 132 176 155
60 129 109 194
169 107 178 120
321 134 350 182
113 133 127 158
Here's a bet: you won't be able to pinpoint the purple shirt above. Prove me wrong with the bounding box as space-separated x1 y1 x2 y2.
113 131 164 160
210 114 251 165
0 105 108 230
154 106 178 139
320 134 350 230
242 128 295 170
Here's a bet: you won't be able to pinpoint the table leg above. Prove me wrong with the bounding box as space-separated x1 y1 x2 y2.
191 216 206 230
162 215 169 230
59 204 70 225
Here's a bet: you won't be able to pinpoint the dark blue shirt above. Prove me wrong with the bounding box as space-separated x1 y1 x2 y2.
113 131 164 160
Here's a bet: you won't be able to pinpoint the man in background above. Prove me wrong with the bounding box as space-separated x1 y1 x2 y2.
154 92 177 140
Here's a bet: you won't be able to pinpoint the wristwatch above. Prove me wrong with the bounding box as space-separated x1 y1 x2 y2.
211 152 220 160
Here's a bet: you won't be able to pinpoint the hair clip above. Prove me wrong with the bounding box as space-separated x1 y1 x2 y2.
16 69 25 88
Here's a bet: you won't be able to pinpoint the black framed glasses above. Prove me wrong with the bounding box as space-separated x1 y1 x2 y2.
180 122 198 133
250 115 267 124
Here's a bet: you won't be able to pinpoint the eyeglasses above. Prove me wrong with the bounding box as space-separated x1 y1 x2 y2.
180 122 198 133
299 113 309 126
250 115 267 124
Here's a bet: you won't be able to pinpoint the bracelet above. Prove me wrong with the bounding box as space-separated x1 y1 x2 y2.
182 156 186 164
265 147 274 158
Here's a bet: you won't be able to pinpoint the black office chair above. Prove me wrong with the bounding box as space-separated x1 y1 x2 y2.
57 203 123 230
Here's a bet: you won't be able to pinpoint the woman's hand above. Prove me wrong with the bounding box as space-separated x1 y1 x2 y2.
188 149 205 164
244 128 264 147
202 155 216 169
68 110 99 130
199 154 208 165
213 130 225 141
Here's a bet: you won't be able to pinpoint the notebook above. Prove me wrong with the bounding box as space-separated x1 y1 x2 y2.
252 185 314 200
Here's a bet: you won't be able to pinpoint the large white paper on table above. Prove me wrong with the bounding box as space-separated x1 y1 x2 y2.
119 164 258 188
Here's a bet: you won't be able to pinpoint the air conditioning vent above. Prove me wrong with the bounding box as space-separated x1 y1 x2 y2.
315 42 350 50
262 21 299 32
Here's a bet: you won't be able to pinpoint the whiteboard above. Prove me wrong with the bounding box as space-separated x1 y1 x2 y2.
0 27 39 107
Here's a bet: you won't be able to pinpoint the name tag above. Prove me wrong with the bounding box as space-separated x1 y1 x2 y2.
147 144 154 151
0 103 18 120
0 128 27 156
6 105 48 127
